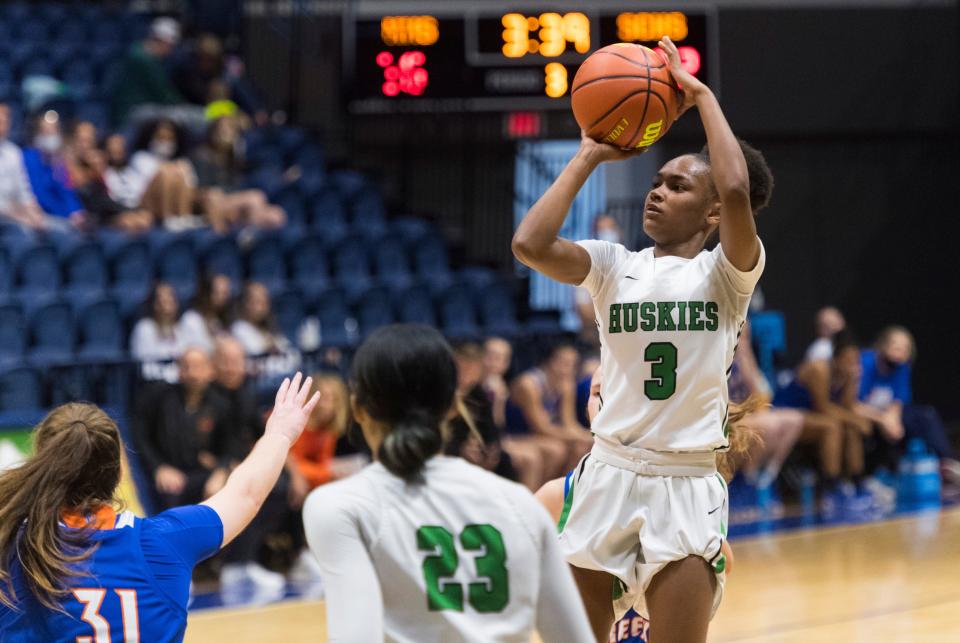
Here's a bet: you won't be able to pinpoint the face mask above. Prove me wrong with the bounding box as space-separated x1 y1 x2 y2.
35 134 62 154
150 140 176 159
597 229 621 244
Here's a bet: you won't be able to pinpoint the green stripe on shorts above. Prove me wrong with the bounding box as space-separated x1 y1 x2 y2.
557 477 575 534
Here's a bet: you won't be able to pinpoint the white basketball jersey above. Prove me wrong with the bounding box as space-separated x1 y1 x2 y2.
577 239 765 453
303 456 591 643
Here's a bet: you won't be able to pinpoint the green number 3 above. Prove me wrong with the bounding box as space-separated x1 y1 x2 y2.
644 342 678 400
417 524 509 613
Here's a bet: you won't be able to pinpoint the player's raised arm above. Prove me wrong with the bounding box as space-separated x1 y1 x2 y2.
203 373 319 547
659 36 759 272
512 133 633 285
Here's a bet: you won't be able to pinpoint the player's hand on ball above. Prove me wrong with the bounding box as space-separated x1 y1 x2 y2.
578 130 644 165
658 36 707 116
266 372 321 445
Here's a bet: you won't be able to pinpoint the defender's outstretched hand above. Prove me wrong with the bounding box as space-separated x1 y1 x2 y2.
266 372 321 444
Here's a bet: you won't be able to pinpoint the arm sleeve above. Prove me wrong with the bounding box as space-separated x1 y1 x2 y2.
303 488 385 642
529 499 593 642
575 239 629 298
145 504 224 566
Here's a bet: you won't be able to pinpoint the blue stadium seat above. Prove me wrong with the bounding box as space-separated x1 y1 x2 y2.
92 18 123 45
246 143 285 170
278 127 308 161
273 187 307 229
15 18 50 42
197 233 243 283
26 297 75 364
38 3 69 26
311 189 349 238
60 239 108 295
458 267 498 295
477 280 521 338
330 169 367 203
49 43 79 73
76 296 124 361
12 240 60 294
287 233 329 292
394 284 436 327
104 233 152 297
0 366 43 411
0 66 14 101
414 235 454 293
0 248 12 295
355 286 395 339
312 287 353 348
19 58 53 80
152 234 197 303
524 310 565 335
0 24 11 47
295 143 326 173
246 232 287 293
372 236 413 290
90 42 122 74
331 234 372 299
61 60 96 100
56 21 88 45
273 289 306 345
0 300 27 363
437 284 480 340
74 101 110 133
9 43 40 72
0 2 34 23
351 190 387 237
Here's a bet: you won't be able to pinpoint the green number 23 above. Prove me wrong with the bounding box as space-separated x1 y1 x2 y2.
644 342 678 400
417 524 509 613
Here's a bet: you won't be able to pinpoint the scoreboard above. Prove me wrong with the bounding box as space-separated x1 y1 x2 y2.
346 7 716 113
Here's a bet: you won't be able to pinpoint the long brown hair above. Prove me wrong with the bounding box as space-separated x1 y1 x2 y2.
309 372 351 437
0 403 122 610
717 396 765 481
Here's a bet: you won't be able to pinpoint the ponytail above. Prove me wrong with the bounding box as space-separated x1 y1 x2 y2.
717 395 765 481
0 404 121 610
378 409 444 481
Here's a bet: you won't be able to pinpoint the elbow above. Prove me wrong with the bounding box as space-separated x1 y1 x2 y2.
511 232 536 265
718 181 751 208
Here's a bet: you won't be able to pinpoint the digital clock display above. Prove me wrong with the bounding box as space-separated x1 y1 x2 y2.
347 9 715 113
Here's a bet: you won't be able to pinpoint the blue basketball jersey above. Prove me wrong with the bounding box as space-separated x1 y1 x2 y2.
562 471 649 643
0 505 222 643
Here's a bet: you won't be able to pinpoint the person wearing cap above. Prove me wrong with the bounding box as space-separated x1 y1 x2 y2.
110 17 185 127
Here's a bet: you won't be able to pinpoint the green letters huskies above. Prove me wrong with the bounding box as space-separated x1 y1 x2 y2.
609 300 718 334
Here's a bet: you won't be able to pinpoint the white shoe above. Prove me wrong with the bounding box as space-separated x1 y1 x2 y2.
220 563 249 591
245 562 286 592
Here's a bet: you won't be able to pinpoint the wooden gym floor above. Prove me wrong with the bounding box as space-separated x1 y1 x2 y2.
185 507 960 642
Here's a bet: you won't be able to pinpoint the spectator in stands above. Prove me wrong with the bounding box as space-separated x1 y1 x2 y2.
131 348 235 510
191 116 285 232
21 112 85 228
231 282 301 372
728 322 803 490
857 326 960 486
110 17 184 127
806 306 846 362
285 372 365 582
775 331 876 511
481 336 513 430
180 274 236 352
130 282 187 363
66 122 153 233
102 129 191 224
504 343 593 488
208 335 289 591
0 102 46 229
126 119 197 221
445 343 516 480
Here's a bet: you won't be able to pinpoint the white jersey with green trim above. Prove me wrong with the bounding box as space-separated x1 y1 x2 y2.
302 455 592 643
577 239 765 453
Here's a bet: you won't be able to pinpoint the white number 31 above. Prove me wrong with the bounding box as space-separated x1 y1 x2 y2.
73 588 139 643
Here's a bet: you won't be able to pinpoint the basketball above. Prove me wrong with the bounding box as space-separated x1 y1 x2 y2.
571 43 682 150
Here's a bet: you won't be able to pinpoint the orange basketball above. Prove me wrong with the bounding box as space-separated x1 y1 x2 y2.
571 43 682 151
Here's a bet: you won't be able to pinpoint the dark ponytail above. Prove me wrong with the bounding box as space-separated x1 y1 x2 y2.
0 403 122 610
351 324 457 481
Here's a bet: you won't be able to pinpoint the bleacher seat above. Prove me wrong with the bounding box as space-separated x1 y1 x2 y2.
26 297 74 364
414 235 454 293
287 233 329 292
478 280 521 338
104 233 152 300
331 233 373 299
16 19 50 43
55 21 87 45
394 284 436 327
197 233 243 283
61 238 108 295
524 310 565 335
351 190 387 237
76 296 124 361
151 234 197 302
0 365 43 410
0 301 27 363
437 284 480 340
312 287 353 348
355 286 395 339
246 232 287 293
273 187 307 229
273 288 307 345
373 236 413 290
92 18 123 45
12 240 60 294
38 3 69 26
0 248 12 295
458 266 497 294
311 189 349 235
330 169 367 203
49 43 79 72
74 101 110 133
19 58 54 81
61 60 96 100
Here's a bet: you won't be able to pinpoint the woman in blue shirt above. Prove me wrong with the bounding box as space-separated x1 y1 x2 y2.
0 373 318 642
